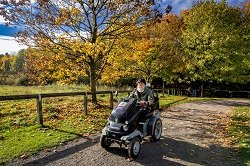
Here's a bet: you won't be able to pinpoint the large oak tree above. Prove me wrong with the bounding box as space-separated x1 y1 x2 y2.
0 0 169 103
102 14 183 84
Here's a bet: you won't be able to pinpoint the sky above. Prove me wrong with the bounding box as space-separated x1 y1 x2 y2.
0 0 247 54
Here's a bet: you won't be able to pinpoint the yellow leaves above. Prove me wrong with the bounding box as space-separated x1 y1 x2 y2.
100 15 184 83
55 9 69 25
55 7 82 26
70 7 81 17
161 14 183 38
70 39 110 59
25 48 87 85
38 37 51 46
83 41 96 55
0 54 15 72
60 8 69 17
133 39 153 52
55 16 67 26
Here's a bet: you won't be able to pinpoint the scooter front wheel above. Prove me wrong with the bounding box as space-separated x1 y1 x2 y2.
100 135 111 150
128 137 141 159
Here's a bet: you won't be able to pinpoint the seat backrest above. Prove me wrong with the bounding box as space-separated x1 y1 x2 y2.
153 96 159 110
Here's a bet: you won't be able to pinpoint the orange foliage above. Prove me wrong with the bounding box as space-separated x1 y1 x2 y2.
25 48 87 85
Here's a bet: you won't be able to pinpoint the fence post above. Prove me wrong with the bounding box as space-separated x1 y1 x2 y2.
36 94 43 126
201 84 204 97
83 92 88 115
110 91 114 109
162 83 165 97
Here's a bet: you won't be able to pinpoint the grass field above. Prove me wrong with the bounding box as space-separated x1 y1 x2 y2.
0 85 249 165
0 84 89 95
230 106 250 165
0 85 109 165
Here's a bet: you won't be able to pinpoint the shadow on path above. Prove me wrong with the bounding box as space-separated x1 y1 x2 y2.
107 136 241 166
19 129 100 166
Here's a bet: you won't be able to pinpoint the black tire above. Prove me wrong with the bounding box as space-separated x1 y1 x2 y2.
100 135 111 150
128 138 141 159
152 118 162 141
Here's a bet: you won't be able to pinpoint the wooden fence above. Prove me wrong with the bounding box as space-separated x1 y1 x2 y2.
0 88 183 126
0 90 130 126
1 88 248 126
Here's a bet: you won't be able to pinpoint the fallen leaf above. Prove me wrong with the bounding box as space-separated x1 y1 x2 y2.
21 154 29 159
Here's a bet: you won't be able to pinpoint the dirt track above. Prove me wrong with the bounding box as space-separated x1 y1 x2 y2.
6 99 250 166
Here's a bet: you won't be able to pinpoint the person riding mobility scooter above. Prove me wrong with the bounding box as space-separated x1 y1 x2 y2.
100 79 162 159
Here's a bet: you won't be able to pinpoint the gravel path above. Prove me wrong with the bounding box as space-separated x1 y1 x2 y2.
6 99 250 166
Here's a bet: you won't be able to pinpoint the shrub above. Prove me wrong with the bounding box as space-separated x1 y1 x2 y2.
15 75 29 86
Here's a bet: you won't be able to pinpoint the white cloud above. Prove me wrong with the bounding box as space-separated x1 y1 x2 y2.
0 16 6 24
0 35 28 54
0 3 7 24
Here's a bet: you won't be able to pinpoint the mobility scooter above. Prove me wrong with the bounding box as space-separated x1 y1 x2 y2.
100 92 162 159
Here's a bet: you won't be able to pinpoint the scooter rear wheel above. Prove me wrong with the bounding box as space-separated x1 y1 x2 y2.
128 137 141 159
152 118 162 141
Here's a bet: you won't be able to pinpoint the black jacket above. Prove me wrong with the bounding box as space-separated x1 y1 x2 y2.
129 87 154 105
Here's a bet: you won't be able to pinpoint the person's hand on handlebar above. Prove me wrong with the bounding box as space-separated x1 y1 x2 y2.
139 100 149 107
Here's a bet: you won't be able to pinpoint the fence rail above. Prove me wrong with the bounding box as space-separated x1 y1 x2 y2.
0 94 38 100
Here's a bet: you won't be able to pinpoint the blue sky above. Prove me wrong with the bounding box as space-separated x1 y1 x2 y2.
0 0 247 54
166 0 247 14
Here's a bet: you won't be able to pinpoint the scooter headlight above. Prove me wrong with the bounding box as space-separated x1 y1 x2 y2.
122 125 128 131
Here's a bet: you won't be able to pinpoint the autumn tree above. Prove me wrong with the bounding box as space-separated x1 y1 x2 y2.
0 53 16 85
0 0 169 103
102 14 183 84
181 0 250 93
0 53 15 74
24 48 87 85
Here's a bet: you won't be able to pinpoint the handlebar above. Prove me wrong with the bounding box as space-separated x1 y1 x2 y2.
136 101 149 109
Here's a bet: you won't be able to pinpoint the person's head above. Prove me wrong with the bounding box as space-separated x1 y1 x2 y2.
136 79 146 93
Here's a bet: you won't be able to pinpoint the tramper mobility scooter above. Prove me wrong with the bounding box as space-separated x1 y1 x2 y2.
100 91 162 159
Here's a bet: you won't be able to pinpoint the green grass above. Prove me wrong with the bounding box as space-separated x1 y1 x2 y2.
0 125 75 163
230 106 250 166
0 96 111 165
0 84 89 95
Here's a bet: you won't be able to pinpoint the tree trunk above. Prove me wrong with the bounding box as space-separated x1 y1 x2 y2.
90 59 97 104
